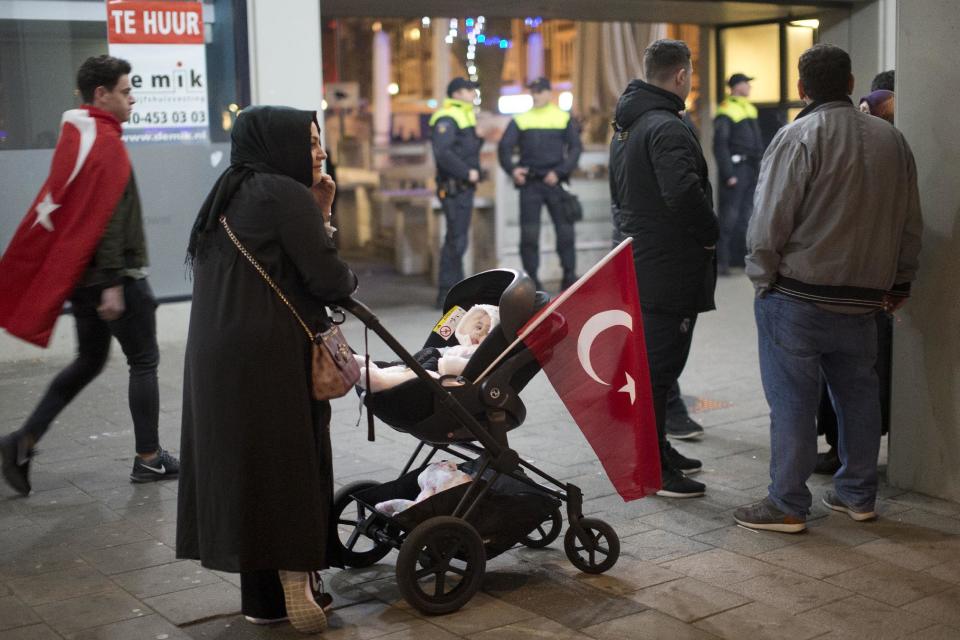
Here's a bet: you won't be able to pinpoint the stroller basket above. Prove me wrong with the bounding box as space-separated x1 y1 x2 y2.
354 463 559 559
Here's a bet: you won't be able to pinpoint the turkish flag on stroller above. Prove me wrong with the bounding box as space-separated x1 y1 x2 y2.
520 239 660 500
0 107 131 347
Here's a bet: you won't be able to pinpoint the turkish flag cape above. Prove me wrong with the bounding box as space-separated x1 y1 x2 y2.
516 239 660 500
0 107 131 347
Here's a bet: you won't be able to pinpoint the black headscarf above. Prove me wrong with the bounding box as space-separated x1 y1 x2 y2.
187 105 318 264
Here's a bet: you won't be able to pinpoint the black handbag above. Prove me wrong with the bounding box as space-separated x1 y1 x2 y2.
558 187 583 223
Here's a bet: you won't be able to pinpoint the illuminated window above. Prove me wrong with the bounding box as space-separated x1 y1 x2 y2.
719 24 780 104
786 26 815 101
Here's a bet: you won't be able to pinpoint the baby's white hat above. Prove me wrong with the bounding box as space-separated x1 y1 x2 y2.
455 304 500 346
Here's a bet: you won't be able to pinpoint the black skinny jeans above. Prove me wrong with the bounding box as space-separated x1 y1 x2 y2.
641 311 699 469
16 278 160 455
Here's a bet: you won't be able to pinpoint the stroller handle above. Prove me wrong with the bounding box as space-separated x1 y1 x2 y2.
333 296 513 464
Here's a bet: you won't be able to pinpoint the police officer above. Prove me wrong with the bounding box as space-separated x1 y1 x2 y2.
714 73 763 275
498 77 582 290
429 78 483 309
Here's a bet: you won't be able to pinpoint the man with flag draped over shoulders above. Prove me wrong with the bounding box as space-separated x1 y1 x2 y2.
0 55 179 496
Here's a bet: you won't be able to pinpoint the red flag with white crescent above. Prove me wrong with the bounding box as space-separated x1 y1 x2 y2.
517 239 661 500
0 106 131 347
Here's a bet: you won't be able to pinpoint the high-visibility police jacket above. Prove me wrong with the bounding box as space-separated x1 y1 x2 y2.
713 95 763 181
429 99 482 181
497 103 582 180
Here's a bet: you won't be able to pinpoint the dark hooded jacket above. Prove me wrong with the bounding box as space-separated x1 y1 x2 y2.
177 106 357 572
609 80 718 314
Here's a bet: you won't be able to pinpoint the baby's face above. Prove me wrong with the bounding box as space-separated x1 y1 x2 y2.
467 314 491 345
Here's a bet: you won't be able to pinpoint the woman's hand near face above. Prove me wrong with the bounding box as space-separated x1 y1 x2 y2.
312 173 336 222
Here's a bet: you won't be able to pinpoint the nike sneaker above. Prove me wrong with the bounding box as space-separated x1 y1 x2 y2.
130 448 180 483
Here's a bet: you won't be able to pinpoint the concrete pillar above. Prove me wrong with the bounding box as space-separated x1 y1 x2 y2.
887 0 960 502
526 32 544 81
372 29 391 148
246 0 323 115
432 19 450 101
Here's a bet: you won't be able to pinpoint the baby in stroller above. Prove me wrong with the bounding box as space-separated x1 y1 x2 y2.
354 305 499 392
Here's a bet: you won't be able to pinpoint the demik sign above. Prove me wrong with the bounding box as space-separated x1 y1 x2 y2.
106 0 209 144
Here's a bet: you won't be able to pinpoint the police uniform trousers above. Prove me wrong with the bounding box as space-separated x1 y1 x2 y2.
437 188 475 297
718 160 758 272
519 181 576 288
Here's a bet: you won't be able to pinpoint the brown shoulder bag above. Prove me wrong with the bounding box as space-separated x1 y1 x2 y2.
219 215 360 400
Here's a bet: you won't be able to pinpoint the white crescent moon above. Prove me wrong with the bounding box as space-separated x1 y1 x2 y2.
577 310 633 385
61 109 97 188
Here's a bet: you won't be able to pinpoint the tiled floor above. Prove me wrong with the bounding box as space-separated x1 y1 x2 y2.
1 271 958 639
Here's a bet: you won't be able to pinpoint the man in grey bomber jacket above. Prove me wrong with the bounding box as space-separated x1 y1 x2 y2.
734 45 923 533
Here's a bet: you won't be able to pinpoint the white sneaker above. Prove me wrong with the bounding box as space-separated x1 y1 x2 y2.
244 615 288 625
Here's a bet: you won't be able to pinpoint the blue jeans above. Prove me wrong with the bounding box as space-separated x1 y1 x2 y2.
755 293 881 516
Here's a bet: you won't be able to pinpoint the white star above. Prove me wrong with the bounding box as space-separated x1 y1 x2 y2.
33 193 61 231
618 371 636 405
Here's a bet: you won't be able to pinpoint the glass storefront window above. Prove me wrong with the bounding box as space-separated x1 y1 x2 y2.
0 0 246 150
1 0 249 300
719 23 780 104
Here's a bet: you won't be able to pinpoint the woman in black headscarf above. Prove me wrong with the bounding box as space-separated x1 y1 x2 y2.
176 106 357 634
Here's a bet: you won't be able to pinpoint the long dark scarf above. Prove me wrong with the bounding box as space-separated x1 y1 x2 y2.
186 105 318 265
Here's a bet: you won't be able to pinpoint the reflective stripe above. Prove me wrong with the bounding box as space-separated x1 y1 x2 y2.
715 96 758 123
514 103 570 130
429 99 477 128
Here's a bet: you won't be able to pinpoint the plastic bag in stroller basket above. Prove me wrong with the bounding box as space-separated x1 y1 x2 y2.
354 463 559 558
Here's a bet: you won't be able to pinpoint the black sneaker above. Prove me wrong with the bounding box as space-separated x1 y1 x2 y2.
663 445 702 475
814 447 841 475
656 467 706 498
130 448 180 483
666 415 705 440
0 434 32 496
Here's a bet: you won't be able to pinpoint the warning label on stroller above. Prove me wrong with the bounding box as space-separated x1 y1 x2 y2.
432 306 466 341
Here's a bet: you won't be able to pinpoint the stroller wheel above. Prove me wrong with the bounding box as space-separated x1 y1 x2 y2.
396 516 486 615
564 517 619 574
521 506 563 548
333 481 392 568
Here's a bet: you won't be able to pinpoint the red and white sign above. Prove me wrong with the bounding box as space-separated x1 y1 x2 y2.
106 0 209 144
107 1 204 44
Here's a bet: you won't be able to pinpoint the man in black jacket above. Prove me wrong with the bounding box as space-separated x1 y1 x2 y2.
609 39 719 498
430 77 483 308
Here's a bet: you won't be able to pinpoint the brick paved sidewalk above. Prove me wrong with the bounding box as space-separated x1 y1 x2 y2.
1 272 958 639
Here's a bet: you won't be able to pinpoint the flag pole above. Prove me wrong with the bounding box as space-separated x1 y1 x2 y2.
473 238 633 384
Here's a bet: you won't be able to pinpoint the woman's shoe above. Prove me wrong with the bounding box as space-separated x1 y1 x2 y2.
278 570 327 634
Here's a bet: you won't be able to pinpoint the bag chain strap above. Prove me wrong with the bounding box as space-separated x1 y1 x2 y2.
219 216 315 342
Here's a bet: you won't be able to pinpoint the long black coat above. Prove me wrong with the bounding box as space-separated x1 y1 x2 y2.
609 80 719 315
176 173 357 572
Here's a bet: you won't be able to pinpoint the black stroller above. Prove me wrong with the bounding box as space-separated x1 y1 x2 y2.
333 269 620 615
